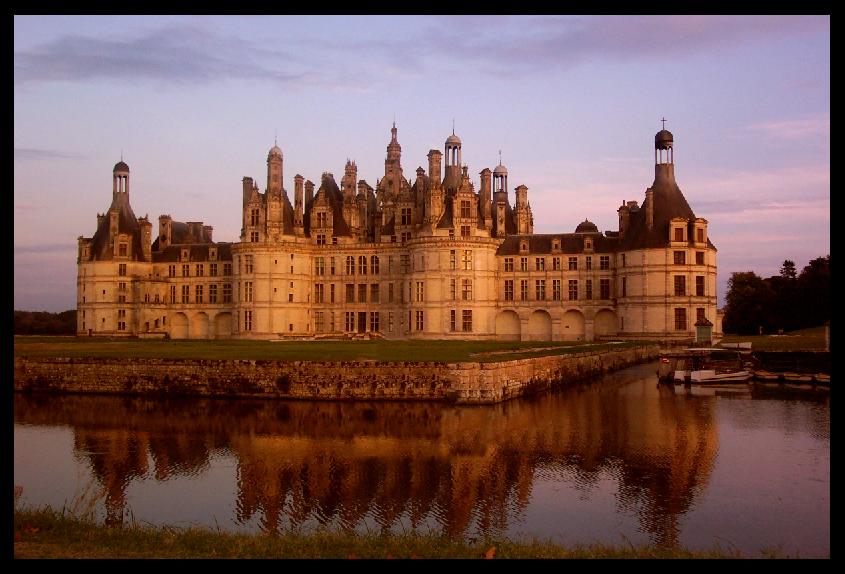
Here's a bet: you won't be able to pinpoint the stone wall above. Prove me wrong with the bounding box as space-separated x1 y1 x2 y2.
14 345 659 405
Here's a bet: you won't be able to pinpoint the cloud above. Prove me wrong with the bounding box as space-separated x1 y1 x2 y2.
14 25 307 87
15 147 83 160
15 243 76 254
746 116 830 140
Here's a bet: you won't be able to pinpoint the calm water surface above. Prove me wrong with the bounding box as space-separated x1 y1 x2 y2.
14 362 830 557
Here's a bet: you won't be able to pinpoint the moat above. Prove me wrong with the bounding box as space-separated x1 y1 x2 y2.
14 362 830 557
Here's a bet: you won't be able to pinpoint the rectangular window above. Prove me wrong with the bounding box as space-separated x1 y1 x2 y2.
697 307 706 323
505 279 514 301
119 281 126 291
622 277 627 297
600 256 610 270
674 251 686 265
370 312 380 332
118 263 127 276
345 312 355 332
314 283 324 303
250 208 260 226
315 257 325 276
460 225 470 237
461 279 472 301
415 281 424 302
358 284 367 303
553 257 561 271
316 233 326 245
209 263 218 277
195 284 203 304
209 284 218 304
251 231 259 243
400 254 410 273
460 200 471 219
450 309 457 332
170 285 176 303
181 284 190 304
674 276 686 296
117 321 126 331
520 280 528 301
696 251 705 265
520 257 528 271
388 256 394 274
168 265 176 277
568 257 578 271
586 256 592 271
330 257 336 275
535 257 545 271
371 256 380 274
223 283 232 303
401 207 412 226
315 311 325 332
346 256 355 275
118 294 126 303
536 279 546 301
600 278 610 299
568 280 578 301
388 283 394 303
244 310 252 331
674 308 687 330
317 211 327 227
696 276 705 296
196 264 204 277
415 310 424 331
223 263 232 276
450 250 457 270
697 228 704 243
244 281 253 302
462 250 472 270
504 257 514 272
553 279 561 301
674 227 684 242
119 243 127 257
330 283 336 303
450 278 457 301
358 255 367 275
182 264 189 277
371 283 380 303
462 310 473 332
388 312 394 333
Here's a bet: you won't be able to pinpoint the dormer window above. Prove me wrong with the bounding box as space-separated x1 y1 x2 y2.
585 239 593 250
552 240 560 252
209 248 217 261
520 241 528 253
674 227 684 242
118 243 127 257
696 228 704 243
181 249 190 262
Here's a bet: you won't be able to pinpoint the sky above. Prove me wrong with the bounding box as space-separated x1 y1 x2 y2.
14 15 830 312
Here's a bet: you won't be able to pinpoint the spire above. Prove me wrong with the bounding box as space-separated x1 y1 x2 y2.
452 118 455 135
661 117 667 130
498 149 502 165
274 129 277 147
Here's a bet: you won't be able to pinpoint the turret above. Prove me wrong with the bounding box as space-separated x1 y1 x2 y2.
140 216 152 261
158 215 172 250
294 174 304 234
112 161 129 200
242 177 253 209
267 142 283 194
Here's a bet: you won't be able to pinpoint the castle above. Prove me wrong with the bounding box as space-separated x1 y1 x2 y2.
77 123 719 342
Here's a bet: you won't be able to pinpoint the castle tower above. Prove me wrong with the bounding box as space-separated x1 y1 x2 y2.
383 122 404 195
267 141 283 194
443 129 462 192
514 184 533 234
113 160 130 200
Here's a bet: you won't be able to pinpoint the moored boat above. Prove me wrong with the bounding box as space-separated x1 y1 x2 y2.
753 370 782 382
813 373 830 386
783 372 813 383
690 369 752 383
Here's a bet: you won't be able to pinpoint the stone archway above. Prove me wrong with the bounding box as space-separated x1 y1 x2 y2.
171 312 189 339
191 312 209 339
562 309 585 341
495 310 521 341
594 309 618 338
214 312 232 339
528 310 553 341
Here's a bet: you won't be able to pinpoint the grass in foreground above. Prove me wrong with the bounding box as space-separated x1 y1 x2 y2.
14 507 761 559
718 326 828 352
14 336 642 363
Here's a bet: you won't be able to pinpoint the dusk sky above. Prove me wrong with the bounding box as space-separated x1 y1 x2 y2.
14 15 829 312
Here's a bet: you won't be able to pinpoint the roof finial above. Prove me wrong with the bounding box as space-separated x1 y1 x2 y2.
120 148 123 162
498 149 502 165
661 117 667 130
452 118 455 135
274 129 277 147
393 113 396 129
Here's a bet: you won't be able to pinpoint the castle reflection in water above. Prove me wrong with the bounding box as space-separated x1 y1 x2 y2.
14 372 719 547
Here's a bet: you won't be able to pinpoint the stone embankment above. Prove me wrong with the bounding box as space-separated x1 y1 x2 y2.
14 345 659 405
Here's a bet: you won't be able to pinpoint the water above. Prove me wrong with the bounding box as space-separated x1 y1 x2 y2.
13 362 830 557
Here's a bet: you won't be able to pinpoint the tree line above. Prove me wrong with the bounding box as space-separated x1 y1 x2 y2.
14 310 77 335
723 255 829 335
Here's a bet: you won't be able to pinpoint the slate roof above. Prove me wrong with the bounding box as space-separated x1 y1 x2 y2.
496 233 618 256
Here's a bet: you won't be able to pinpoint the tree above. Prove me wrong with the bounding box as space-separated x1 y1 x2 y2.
722 272 776 335
797 255 830 327
780 259 797 280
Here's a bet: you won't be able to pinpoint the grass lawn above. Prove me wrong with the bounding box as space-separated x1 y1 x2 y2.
15 506 763 559
14 336 644 363
718 325 828 352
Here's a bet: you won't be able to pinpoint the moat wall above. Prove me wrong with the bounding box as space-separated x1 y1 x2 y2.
14 345 659 404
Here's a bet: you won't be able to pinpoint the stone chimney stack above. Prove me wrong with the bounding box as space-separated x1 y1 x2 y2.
305 180 314 207
203 225 213 242
294 174 304 233
158 215 172 250
242 177 253 209
645 188 654 231
427 149 442 187
618 201 630 239
140 217 152 261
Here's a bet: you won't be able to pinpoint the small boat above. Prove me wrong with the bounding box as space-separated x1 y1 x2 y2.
690 369 752 383
783 372 813 383
813 373 830 386
753 370 782 382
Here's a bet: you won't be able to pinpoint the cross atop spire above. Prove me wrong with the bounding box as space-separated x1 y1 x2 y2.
661 117 667 130
120 148 123 161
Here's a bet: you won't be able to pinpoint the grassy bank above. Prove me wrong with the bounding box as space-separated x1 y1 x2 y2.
14 507 755 559
14 336 642 363
718 326 828 351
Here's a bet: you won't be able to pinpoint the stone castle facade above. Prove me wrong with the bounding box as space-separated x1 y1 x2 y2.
77 124 719 342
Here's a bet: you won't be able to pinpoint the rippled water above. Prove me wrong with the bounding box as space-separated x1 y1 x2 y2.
13 362 830 557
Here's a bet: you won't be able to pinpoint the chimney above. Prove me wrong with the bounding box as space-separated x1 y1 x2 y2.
158 215 172 250
427 149 442 187
140 217 152 261
203 225 213 242
618 201 630 239
305 180 314 206
294 174 304 228
242 177 253 208
645 188 654 231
